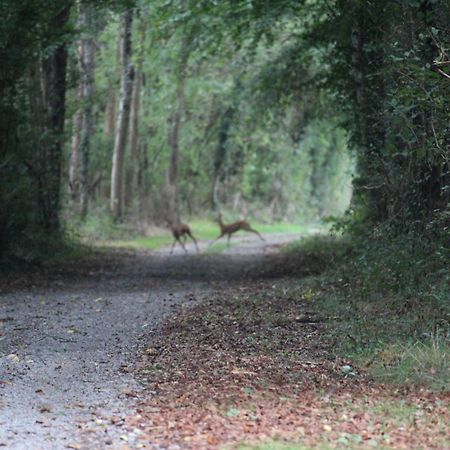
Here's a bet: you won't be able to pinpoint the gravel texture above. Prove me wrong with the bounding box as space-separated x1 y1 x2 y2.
0 233 300 449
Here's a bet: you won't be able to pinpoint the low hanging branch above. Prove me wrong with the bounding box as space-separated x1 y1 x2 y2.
429 27 450 81
433 66 450 81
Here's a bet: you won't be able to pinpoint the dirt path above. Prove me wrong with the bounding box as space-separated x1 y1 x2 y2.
0 233 300 449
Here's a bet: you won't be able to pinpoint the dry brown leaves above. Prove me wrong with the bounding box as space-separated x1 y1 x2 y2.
125 282 450 449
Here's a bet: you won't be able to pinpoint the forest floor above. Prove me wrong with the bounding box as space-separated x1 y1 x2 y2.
0 234 448 450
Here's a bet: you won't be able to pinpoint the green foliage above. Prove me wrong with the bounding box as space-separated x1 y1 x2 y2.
285 228 449 391
0 0 70 259
84 3 354 224
68 204 137 241
310 0 450 225
3 0 449 263
0 0 135 261
372 336 449 391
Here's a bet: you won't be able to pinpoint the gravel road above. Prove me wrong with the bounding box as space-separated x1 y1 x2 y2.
0 233 301 449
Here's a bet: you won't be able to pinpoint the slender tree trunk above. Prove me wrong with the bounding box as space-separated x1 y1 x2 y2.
167 36 191 223
210 106 235 209
110 10 134 220
103 31 121 138
124 71 142 209
104 90 116 137
79 3 95 220
69 81 82 200
39 3 71 232
125 17 145 210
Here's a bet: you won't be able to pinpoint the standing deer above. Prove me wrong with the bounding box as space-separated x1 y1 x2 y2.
166 220 199 254
210 213 265 247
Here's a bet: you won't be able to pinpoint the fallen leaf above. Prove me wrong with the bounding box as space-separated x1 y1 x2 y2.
6 354 19 363
122 389 137 398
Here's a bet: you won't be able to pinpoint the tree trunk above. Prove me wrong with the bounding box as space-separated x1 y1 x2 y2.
166 35 192 223
210 106 235 209
39 3 71 232
78 3 95 220
104 90 116 137
103 30 121 138
124 70 142 209
125 17 145 210
350 14 387 221
110 10 134 221
69 82 82 200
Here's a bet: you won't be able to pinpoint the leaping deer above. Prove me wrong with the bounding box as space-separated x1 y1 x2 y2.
166 220 199 254
210 213 265 247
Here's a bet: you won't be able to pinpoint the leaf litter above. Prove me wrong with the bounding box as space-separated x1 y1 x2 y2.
126 280 449 449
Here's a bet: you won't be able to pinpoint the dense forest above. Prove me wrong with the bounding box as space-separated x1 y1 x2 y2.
2 0 447 260
1 1 449 448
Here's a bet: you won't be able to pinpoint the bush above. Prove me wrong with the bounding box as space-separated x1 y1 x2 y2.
286 225 449 390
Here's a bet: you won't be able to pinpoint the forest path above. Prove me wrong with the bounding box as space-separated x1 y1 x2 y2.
0 233 300 449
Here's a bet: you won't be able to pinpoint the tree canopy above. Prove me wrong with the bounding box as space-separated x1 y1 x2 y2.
0 0 448 260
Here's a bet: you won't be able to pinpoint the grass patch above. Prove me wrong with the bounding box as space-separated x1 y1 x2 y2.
187 218 313 241
283 232 450 391
80 214 314 251
105 235 175 250
370 336 449 391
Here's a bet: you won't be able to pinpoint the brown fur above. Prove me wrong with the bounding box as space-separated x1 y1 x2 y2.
168 222 199 254
210 213 265 247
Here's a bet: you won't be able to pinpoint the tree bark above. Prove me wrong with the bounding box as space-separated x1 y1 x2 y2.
110 10 134 221
210 106 235 209
124 71 142 209
104 90 116 137
103 31 121 138
125 17 145 210
78 3 95 220
69 81 82 200
166 35 192 223
39 2 71 232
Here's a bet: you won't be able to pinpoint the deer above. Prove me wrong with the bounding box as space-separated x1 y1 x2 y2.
166 219 200 254
210 212 265 247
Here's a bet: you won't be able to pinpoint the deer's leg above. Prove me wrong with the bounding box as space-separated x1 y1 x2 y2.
179 237 188 253
187 231 200 252
170 238 177 254
227 233 231 247
209 233 224 247
247 227 265 241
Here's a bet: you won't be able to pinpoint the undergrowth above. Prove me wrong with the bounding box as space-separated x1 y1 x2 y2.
67 206 139 242
286 228 449 391
0 227 91 271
